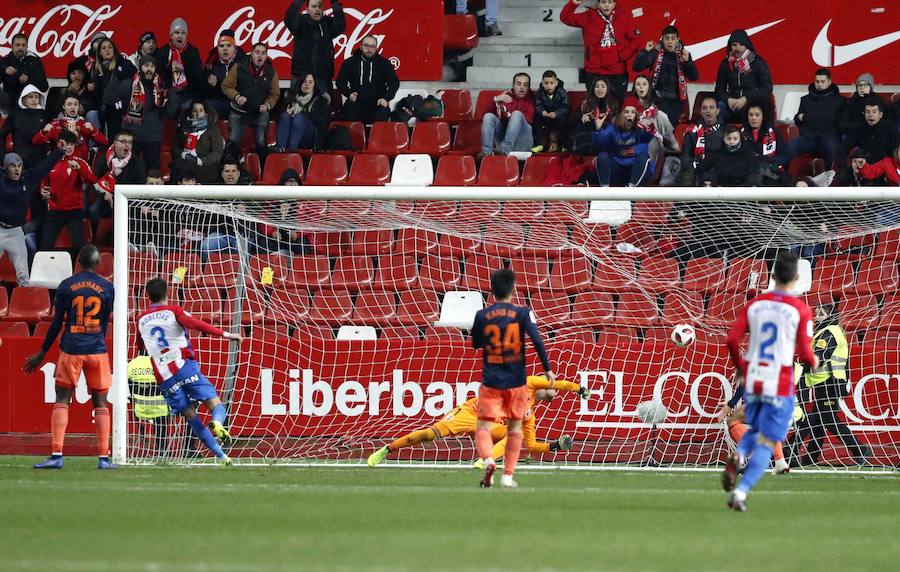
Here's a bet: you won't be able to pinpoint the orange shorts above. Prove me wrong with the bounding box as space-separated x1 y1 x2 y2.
477 385 529 423
55 352 111 392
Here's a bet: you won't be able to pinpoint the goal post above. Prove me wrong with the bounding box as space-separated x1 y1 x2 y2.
111 185 900 472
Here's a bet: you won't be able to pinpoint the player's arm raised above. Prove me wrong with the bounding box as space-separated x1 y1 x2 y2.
23 291 69 373
173 307 243 341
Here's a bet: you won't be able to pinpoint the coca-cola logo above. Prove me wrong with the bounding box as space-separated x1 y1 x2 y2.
0 3 120 59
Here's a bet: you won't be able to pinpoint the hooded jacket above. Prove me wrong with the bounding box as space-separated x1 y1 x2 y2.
335 51 399 104
0 149 62 227
1 48 49 100
0 84 49 168
795 83 845 137
560 1 641 77
284 0 346 79
713 30 772 103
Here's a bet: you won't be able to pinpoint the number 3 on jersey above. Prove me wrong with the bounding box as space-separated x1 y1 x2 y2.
484 323 522 364
150 326 170 349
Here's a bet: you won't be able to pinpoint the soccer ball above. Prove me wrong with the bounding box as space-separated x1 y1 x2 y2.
637 400 669 425
670 323 696 348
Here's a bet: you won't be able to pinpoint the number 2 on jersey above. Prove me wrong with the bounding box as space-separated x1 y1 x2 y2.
484 323 522 363
71 295 101 333
759 321 778 361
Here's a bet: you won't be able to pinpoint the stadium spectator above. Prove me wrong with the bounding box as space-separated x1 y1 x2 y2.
92 131 149 227
859 143 900 186
841 99 898 165
202 29 246 118
276 73 331 152
91 37 138 137
40 130 99 252
33 94 108 161
103 55 176 170
173 101 225 184
62 60 101 129
713 30 773 123
678 95 724 186
0 145 63 286
839 74 877 136
695 125 761 187
336 35 399 123
481 72 535 156
222 43 280 158
258 192 311 255
156 18 204 110
632 25 698 123
741 99 790 185
560 0 641 97
197 159 252 261
784 69 844 169
458 0 502 36
630 75 679 161
128 32 159 70
284 0 345 89
1 33 48 113
532 70 570 153
0 84 48 169
593 96 655 186
832 149 877 187
570 76 617 155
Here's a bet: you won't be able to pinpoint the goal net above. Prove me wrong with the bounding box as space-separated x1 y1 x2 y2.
112 187 900 471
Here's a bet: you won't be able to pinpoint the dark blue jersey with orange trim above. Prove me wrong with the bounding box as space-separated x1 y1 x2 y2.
471 302 552 389
41 271 114 355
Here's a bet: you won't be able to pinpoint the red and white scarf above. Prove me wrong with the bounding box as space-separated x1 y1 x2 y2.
168 42 188 91
599 11 617 48
650 42 688 101
727 50 756 75
105 145 132 177
747 127 778 158
691 123 720 156
124 73 167 126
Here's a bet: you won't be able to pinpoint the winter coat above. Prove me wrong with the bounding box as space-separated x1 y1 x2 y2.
0 150 61 227
284 0 346 79
283 89 331 145
335 52 400 105
535 81 570 121
560 2 641 77
632 47 699 101
0 85 48 168
103 75 177 143
90 54 137 100
843 120 899 164
156 43 205 99
173 111 225 183
221 59 280 115
795 83 844 137
839 93 880 136
203 48 247 104
859 156 900 185
713 31 773 103
592 123 654 166
695 143 761 187
680 122 725 172
1 51 48 100
832 167 878 187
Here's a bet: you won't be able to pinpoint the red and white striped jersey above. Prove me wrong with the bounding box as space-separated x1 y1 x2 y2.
136 304 224 382
727 291 816 398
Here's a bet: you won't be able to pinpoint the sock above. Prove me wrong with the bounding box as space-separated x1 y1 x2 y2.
773 441 785 461
736 441 774 495
51 403 69 455
503 431 523 476
211 404 226 425
94 407 110 457
387 429 434 452
187 416 226 458
736 426 757 460
475 426 493 461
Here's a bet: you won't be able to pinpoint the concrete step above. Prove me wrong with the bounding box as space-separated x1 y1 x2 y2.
498 0 566 7
498 5 564 23
474 51 584 68
466 65 581 88
476 42 583 54
492 21 580 39
477 35 582 47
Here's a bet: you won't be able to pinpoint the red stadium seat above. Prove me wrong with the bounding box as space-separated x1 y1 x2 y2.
521 225 569 259
615 222 656 258
418 254 461 291
160 119 177 152
706 292 748 327
75 252 113 281
329 121 367 154
509 255 550 293
878 299 900 331
473 90 505 120
396 228 439 258
477 156 519 186
839 294 879 331
458 201 503 221
365 122 409 156
438 234 481 260
4 287 51 323
876 228 900 259
569 291 615 326
373 254 419 290
592 254 636 292
568 91 586 115
596 327 638 345
520 155 558 186
0 288 7 319
482 222 524 257
433 155 477 186
555 327 597 343
855 257 898 294
443 14 478 50
158 149 173 180
249 253 291 287
548 252 593 293
408 122 451 157
661 291 705 325
261 153 304 185
572 224 613 255
0 321 29 337
348 154 391 185
504 201 546 222
437 89 473 124
395 289 440 326
413 201 459 221
307 289 354 325
462 252 505 292
353 289 397 325
128 253 160 289
631 202 674 227
286 255 331 291
724 258 769 293
449 121 482 156
423 325 466 341
181 287 226 326
682 258 726 293
305 154 349 185
268 288 310 325
295 323 333 341
810 256 855 296
94 219 114 251
244 152 261 182
308 231 350 256
237 120 276 153
529 290 571 327
330 255 374 292
160 253 202 284
834 225 875 253
195 254 241 287
636 256 680 293
237 287 266 326
0 254 17 283
350 229 394 256
616 292 659 327
674 123 691 148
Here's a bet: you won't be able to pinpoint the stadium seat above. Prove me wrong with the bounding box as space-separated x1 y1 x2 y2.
503 201 546 223
286 255 331 291
308 231 351 256
249 253 291 287
690 91 717 123
682 258 726 293
330 255 374 292
365 122 409 156
554 327 596 343
775 123 799 143
706 292 748 327
408 122 451 157
548 252 593 293
433 155 477 186
569 291 615 326
779 91 805 123
839 294 879 331
4 287 51 323
615 222 656 257
54 219 93 249
0 321 29 337
305 154 349 185
0 288 6 319
348 154 391 185
412 201 458 222
592 254 636 291
353 289 397 325
571 224 613 254
0 254 17 283
529 290 571 327
236 120 276 153
294 323 333 340
473 90 505 120
520 155 558 186
875 228 900 259
521 225 569 259
160 119 177 153
482 222 524 257
390 154 434 185
449 121 482 156
632 202 674 227
810 256 855 296
196 253 241 287
29 251 73 289
443 14 478 50
74 251 113 281
422 325 466 341
661 291 705 325
93 219 114 251
878 299 900 330
438 233 481 259
328 121 367 155
267 287 310 325
568 91 586 115
160 253 202 284
724 258 769 293
596 327 638 346
395 228 439 258
236 287 266 326
244 152 261 182
436 89 473 124
380 325 421 340
373 254 419 290
616 292 660 327
181 287 226 326
128 252 160 288
261 153 304 185
674 123 691 149
462 252 505 292
636 256 680 293
855 257 898 295
395 288 440 326
509 255 550 293
457 201 503 221
350 229 394 256
307 289 354 325
788 154 817 179
834 225 875 253
477 156 519 186
418 253 461 291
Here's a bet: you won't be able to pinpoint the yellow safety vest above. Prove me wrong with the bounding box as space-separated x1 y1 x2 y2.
128 356 170 420
804 324 849 387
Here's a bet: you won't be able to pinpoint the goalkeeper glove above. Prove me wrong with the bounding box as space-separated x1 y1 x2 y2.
578 386 592 399
549 434 574 452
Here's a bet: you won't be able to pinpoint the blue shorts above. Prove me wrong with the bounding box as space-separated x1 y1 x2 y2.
158 360 219 415
744 394 795 443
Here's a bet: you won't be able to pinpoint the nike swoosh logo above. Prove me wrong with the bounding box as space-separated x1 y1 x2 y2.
685 19 786 61
812 20 900 66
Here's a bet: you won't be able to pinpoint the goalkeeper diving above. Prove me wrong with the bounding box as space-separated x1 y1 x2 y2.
366 375 589 466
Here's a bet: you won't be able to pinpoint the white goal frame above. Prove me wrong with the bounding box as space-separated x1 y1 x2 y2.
111 185 900 468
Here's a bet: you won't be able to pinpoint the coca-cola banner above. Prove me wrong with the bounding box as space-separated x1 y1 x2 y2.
0 1 444 81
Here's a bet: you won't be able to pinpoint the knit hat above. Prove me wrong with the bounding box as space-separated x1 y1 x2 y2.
218 29 236 45
3 153 23 168
138 54 157 68
279 168 302 185
856 73 874 87
170 18 188 35
139 31 156 47
621 96 644 113
91 31 108 44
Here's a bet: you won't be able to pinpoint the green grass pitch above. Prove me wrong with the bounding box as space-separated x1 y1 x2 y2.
1 456 897 572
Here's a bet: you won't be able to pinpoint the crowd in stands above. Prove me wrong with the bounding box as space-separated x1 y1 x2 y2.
0 0 898 290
